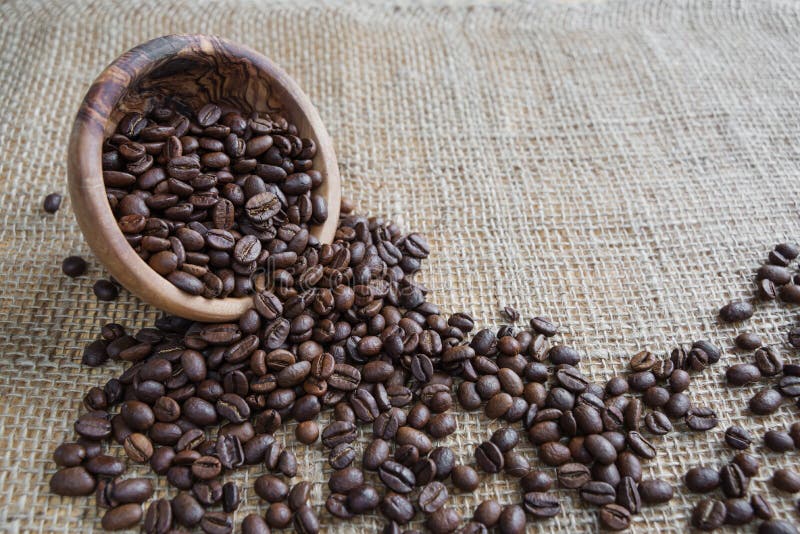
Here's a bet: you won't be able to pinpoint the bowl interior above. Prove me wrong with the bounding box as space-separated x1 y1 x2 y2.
69 35 340 321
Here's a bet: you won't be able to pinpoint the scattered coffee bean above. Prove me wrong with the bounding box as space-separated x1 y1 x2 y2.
719 301 754 322
43 193 62 213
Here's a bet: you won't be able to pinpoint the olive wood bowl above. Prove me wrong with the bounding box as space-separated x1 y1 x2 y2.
68 34 340 322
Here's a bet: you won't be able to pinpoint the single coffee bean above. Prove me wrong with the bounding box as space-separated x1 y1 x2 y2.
754 346 783 376
475 441 504 473
616 476 641 513
725 426 753 449
724 498 754 525
523 491 560 518
379 461 415 493
685 406 718 431
474 499 502 527
719 301 754 322
62 256 88 277
381 492 415 524
638 478 673 503
102 503 143 531
644 410 672 435
727 363 761 386
685 466 720 493
294 504 320 534
720 463 749 498
111 478 153 503
735 332 762 350
692 498 726 531
419 481 449 513
521 470 553 492
452 465 480 492
751 494 774 520
764 430 794 452
426 507 461 534
172 493 204 527
144 498 172 534
732 453 760 477
43 192 63 213
50 466 96 496
772 468 800 493
266 502 292 528
599 503 631 531
348 484 381 513
749 388 783 415
93 279 119 301
498 504 526 534
579 481 616 505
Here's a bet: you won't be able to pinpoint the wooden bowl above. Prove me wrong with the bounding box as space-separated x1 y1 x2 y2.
68 34 341 322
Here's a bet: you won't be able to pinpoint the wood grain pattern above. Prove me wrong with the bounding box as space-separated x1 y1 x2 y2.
68 34 341 322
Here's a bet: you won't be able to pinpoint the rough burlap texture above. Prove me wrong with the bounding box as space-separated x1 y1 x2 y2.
1 0 800 531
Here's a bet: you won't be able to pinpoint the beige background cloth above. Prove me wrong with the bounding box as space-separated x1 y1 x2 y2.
1 0 799 531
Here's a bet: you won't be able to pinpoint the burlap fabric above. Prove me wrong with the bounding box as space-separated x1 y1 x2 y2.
1 0 799 531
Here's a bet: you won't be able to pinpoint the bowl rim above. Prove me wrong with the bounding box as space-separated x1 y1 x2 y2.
67 34 340 322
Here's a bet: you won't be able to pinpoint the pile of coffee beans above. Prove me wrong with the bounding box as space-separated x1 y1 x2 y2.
53 192 760 531
100 101 327 298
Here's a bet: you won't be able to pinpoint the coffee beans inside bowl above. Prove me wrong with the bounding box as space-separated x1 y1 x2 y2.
101 102 327 298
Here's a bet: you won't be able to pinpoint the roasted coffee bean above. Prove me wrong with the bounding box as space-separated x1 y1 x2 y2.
725 426 752 449
749 388 783 415
523 491 560 518
329 466 364 494
735 332 762 350
557 463 591 489
474 499 502 527
685 466 720 493
379 461 416 493
754 346 783 376
727 363 761 386
644 410 672 435
521 470 553 492
294 504 320 534
172 493 204 527
221 482 239 513
62 255 88 277
733 453 760 477
266 502 292 528
498 505 526 534
764 430 795 452
685 406 718 431
638 478 673 503
579 481 616 505
630 350 656 371
475 441 504 473
419 481 449 513
102 504 143 531
723 498 754 525
719 301 754 322
692 498 726 531
144 498 172 534
599 504 631 531
772 468 800 493
201 511 232 534
43 192 63 213
627 431 656 459
720 463 749 498
50 466 96 496
530 317 558 337
451 465 480 492
255 474 289 502
381 493 415 524
426 507 461 534
751 494 774 520
615 476 641 513
123 433 153 463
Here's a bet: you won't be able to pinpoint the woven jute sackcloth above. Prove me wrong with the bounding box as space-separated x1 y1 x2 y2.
1 0 800 531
